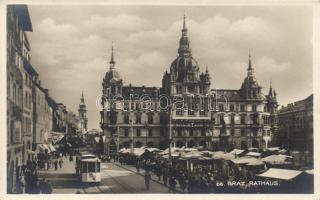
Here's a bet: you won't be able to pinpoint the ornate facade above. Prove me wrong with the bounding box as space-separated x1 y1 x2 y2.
100 16 278 154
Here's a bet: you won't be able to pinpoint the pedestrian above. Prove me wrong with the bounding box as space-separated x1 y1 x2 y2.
42 180 53 194
39 178 46 194
156 167 162 181
136 161 140 173
59 158 63 168
163 170 168 186
69 155 73 162
16 175 24 194
54 160 58 170
169 176 177 193
179 176 187 193
144 171 151 190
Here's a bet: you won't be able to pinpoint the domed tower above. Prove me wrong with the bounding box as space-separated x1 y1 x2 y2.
240 53 263 100
101 43 123 108
162 14 211 96
78 91 88 131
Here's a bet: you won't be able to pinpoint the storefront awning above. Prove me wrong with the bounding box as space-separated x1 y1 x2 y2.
257 168 302 180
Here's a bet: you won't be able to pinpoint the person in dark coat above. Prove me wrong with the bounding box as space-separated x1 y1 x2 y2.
162 170 168 186
144 171 151 190
168 176 177 193
54 160 58 170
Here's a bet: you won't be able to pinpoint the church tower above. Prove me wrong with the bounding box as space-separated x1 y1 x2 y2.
78 91 88 132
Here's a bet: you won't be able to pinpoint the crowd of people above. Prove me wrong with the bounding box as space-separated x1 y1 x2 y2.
15 150 75 194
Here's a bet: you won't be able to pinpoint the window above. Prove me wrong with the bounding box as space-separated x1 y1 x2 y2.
241 115 246 124
160 128 165 137
176 110 183 116
82 162 87 173
188 86 195 93
88 162 96 173
148 129 153 137
201 128 206 136
189 129 193 137
230 104 235 112
241 129 245 136
176 86 182 94
135 114 141 124
252 105 257 112
231 115 235 125
148 115 153 124
219 114 224 124
240 105 245 112
124 128 129 137
219 104 224 111
177 129 182 137
231 129 235 136
136 128 141 137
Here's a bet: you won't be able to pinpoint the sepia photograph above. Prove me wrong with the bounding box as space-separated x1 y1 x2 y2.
1 1 319 198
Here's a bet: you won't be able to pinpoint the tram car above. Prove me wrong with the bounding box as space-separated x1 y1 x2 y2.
76 152 101 183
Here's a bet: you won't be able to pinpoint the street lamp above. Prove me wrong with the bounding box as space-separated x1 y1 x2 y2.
168 105 173 164
130 119 134 154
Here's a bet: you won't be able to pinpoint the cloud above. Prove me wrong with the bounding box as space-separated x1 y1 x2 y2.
83 14 148 34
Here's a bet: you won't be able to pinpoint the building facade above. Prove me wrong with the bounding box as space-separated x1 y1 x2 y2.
277 94 313 166
7 5 33 193
22 31 38 163
100 16 278 154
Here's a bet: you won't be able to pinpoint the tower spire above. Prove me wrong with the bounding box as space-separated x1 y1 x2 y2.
178 13 191 55
81 91 85 103
269 80 273 97
183 11 187 31
109 41 115 69
247 50 253 76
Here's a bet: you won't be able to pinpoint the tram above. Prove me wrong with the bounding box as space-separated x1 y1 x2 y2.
76 152 101 183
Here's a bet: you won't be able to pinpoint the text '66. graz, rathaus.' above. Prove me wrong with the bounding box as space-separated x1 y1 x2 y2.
100 15 278 154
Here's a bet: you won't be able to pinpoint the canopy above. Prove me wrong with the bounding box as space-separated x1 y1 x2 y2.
181 151 203 159
267 147 280 152
158 147 181 155
52 134 65 145
257 168 302 180
27 150 36 155
38 143 51 153
246 160 265 166
305 169 314 175
146 148 162 153
48 144 56 152
246 152 261 157
230 149 245 155
262 155 293 165
161 153 180 159
133 148 146 156
212 152 235 160
231 156 259 165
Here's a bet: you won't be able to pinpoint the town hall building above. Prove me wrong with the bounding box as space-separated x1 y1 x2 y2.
100 15 278 154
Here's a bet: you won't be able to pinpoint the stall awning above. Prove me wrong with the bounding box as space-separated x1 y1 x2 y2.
48 144 56 152
257 168 302 180
37 143 51 153
231 156 259 165
246 152 261 157
262 155 293 165
230 149 245 155
27 150 36 155
52 134 65 145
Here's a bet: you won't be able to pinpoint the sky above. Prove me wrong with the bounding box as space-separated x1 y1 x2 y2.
27 5 313 130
